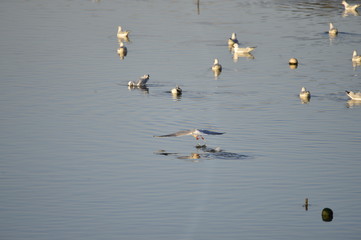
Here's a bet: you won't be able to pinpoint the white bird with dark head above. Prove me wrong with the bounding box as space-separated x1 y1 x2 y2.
228 32 239 47
171 85 182 95
346 91 361 100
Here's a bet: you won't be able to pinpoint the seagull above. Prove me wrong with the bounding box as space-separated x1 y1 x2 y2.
128 74 150 87
117 42 127 58
299 87 311 99
233 43 256 54
342 0 360 11
228 33 239 47
171 85 182 95
352 50 361 63
346 91 361 100
117 25 130 38
328 23 338 36
154 129 224 141
211 58 222 72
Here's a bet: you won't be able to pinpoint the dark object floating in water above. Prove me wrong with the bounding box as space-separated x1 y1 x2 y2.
322 208 333 222
303 198 309 211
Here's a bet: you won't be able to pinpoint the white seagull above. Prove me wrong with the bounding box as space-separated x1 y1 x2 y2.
346 91 361 100
342 0 360 11
128 74 150 87
154 129 224 141
117 25 130 38
212 58 222 72
228 33 239 47
233 43 256 54
171 85 182 95
299 87 311 99
328 23 338 36
352 50 361 63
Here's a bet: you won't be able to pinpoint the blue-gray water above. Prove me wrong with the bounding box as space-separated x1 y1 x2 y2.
1 0 361 239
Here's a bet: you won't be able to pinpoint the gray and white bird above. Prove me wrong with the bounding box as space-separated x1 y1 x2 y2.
233 43 256 54
117 25 130 38
342 0 360 11
154 129 224 141
352 50 361 63
328 23 338 36
346 91 361 100
212 58 222 72
228 32 239 47
128 74 150 87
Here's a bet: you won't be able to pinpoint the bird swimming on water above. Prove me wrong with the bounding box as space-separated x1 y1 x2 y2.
117 25 130 38
328 23 338 36
346 91 361 100
342 0 360 11
228 33 239 47
352 50 361 63
171 85 182 95
128 74 150 87
233 43 256 54
154 129 224 141
212 58 222 72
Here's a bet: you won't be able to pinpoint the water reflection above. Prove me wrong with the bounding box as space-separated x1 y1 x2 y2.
154 146 249 160
346 99 361 108
128 85 149 94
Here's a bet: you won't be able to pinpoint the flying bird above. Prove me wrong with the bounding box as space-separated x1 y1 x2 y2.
154 129 224 141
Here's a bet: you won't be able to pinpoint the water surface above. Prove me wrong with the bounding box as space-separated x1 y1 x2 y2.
1 0 361 239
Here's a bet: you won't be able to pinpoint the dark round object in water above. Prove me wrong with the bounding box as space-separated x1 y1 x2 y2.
322 208 333 222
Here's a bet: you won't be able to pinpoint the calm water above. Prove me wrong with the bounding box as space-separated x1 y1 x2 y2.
1 0 361 239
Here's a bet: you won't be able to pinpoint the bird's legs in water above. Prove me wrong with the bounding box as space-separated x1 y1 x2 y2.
194 135 207 148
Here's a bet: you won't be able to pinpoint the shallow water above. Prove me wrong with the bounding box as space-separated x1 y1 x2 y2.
1 0 361 239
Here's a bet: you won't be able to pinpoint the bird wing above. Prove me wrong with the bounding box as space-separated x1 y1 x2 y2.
154 130 194 138
197 129 225 135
